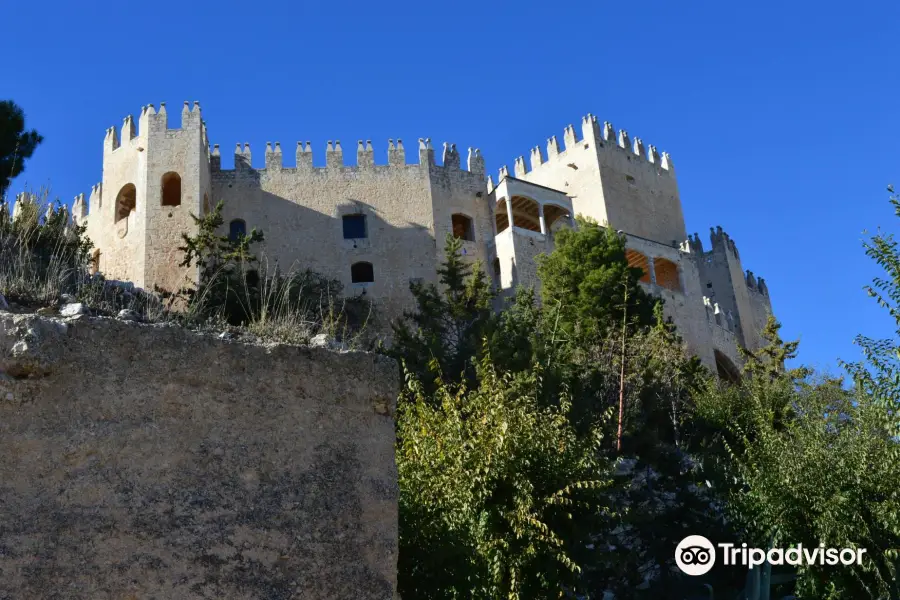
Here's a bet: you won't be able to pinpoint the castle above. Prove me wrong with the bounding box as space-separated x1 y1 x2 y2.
58 101 771 377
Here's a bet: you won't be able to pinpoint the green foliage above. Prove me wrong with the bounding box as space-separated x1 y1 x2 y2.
720 376 898 598
397 351 614 599
842 185 900 455
391 234 496 392
173 199 371 341
0 100 43 199
536 217 658 343
740 314 811 383
0 195 92 305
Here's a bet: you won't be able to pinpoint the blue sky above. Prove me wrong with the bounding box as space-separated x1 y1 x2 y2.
2 0 898 372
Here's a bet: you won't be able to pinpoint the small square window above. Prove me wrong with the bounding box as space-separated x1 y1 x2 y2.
343 214 367 239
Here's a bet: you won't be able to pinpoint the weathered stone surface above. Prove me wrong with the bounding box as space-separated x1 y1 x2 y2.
77 102 776 373
116 308 140 321
59 302 86 317
310 333 346 351
0 313 399 599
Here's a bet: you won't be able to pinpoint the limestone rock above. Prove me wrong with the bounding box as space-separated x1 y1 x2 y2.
59 293 77 304
310 333 346 351
59 303 86 317
0 311 399 598
117 309 140 322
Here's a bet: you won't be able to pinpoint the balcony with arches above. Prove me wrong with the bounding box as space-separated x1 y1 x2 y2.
491 176 574 241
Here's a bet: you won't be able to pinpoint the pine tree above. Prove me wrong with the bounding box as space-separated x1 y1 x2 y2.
740 314 810 383
391 233 496 394
536 216 658 344
0 100 43 199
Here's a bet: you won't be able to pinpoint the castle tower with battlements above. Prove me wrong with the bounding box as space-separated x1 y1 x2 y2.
69 102 773 376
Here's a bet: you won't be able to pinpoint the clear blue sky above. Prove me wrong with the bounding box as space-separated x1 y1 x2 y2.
3 0 898 373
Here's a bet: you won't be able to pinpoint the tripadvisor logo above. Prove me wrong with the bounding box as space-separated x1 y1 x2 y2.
675 535 867 576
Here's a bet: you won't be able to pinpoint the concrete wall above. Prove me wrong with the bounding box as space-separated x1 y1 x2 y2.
0 313 399 600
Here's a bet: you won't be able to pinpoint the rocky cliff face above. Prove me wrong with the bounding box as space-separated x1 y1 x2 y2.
0 312 399 600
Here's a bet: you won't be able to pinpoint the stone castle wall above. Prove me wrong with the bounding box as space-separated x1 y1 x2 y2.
209 141 489 323
511 115 686 246
0 313 399 600
71 102 774 372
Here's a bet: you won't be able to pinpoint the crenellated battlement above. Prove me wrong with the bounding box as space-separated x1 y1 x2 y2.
209 137 485 175
682 232 704 254
12 192 38 223
503 112 676 180
708 225 740 259
703 296 736 333
745 270 769 296
104 101 204 154
65 100 775 376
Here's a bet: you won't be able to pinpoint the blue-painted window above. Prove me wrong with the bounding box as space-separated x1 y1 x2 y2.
342 214 367 239
229 219 246 242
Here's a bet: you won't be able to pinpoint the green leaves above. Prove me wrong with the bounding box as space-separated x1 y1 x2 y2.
391 233 497 395
397 353 613 599
535 217 658 343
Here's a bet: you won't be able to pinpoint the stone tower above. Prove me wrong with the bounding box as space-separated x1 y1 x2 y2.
82 101 211 293
509 115 685 246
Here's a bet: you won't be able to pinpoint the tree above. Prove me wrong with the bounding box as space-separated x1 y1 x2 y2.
391 234 496 394
842 185 900 454
740 314 810 383
535 217 658 344
396 351 614 599
173 199 264 322
719 376 899 599
0 100 44 199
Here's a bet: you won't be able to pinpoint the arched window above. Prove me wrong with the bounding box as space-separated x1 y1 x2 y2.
114 183 136 223
229 219 247 241
452 213 475 241
625 249 651 284
343 214 367 239
351 261 374 283
715 350 741 383
495 199 510 233
161 172 182 206
509 196 541 232
492 257 502 289
543 204 570 231
654 257 681 292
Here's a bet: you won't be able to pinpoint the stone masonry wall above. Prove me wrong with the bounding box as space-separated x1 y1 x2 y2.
210 142 486 326
515 115 685 246
0 313 399 600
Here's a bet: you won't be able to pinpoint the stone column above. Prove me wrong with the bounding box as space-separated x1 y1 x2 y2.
538 203 547 235
505 197 514 231
648 256 657 285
